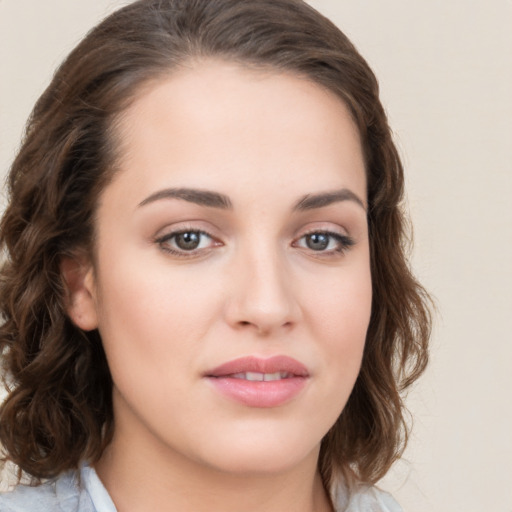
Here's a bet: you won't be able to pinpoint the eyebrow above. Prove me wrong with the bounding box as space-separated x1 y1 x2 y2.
293 189 366 212
138 187 233 209
138 186 365 212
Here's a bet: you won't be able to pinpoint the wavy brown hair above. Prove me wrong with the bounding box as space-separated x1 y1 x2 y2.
0 0 431 489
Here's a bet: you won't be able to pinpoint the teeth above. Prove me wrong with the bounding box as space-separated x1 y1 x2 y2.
231 372 290 381
246 372 264 381
264 372 289 381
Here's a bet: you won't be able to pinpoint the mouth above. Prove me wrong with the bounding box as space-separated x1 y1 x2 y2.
228 371 294 381
205 356 309 408
206 355 309 378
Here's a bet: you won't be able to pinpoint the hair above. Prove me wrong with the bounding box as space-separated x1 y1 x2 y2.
0 0 431 490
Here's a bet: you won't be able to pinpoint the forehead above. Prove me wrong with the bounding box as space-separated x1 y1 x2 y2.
109 59 366 205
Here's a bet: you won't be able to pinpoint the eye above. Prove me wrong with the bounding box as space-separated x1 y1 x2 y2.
156 229 218 255
294 231 354 254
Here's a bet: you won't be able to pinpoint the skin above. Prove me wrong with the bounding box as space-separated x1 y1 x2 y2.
66 60 372 512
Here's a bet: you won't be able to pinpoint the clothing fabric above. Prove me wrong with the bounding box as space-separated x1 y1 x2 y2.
0 464 403 512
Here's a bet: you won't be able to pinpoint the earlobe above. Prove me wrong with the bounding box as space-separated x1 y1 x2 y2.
60 256 99 331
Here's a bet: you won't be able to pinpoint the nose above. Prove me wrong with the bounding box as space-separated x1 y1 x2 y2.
223 247 301 336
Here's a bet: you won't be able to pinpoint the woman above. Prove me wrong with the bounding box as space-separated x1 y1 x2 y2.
0 0 431 510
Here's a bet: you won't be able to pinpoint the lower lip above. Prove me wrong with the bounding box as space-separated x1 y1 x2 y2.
207 376 307 408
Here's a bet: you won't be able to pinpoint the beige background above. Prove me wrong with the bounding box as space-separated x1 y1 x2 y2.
1 1 511 510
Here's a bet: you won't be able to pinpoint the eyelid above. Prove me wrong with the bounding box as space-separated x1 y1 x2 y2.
154 226 222 257
292 227 355 255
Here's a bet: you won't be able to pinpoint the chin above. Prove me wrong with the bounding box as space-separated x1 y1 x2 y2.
187 424 322 476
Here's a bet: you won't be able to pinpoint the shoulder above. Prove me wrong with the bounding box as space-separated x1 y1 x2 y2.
0 470 94 512
333 483 403 512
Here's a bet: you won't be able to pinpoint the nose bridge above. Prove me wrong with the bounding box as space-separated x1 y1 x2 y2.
226 238 299 333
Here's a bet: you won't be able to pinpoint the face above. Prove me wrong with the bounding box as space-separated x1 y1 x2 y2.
70 60 372 476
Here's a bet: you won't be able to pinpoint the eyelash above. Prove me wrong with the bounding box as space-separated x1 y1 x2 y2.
155 228 354 258
293 230 355 256
155 228 217 257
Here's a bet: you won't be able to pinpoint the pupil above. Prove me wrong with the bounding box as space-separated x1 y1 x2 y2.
176 232 200 250
306 233 329 251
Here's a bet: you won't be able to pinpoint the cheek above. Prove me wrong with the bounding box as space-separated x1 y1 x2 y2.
303 260 372 403
93 253 223 380
305 258 372 342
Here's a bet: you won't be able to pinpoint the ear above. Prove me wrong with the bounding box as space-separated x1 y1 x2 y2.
60 255 99 331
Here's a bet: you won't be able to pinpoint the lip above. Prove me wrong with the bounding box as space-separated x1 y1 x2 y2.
204 356 309 408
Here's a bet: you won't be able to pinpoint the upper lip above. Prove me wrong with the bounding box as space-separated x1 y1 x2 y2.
205 355 309 378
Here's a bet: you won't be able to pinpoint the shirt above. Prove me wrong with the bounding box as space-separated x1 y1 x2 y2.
0 464 403 512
